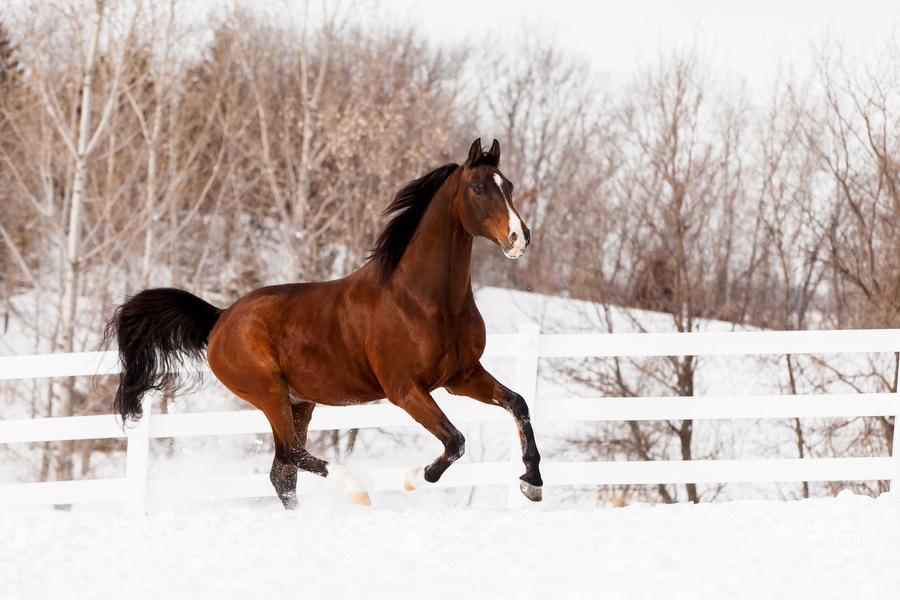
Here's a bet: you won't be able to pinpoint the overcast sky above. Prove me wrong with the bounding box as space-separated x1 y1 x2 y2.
376 0 900 87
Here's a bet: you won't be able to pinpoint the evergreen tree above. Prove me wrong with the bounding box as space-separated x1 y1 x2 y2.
0 20 22 87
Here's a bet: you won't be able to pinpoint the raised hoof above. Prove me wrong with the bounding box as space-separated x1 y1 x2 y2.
403 466 428 491
327 464 370 505
345 491 372 506
520 480 542 502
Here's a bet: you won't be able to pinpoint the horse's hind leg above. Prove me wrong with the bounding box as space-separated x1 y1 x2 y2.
270 453 300 510
291 400 370 506
222 382 369 508
265 400 371 508
268 401 316 510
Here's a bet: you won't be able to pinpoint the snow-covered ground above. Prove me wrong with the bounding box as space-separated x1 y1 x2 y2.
2 490 897 599
2 286 897 598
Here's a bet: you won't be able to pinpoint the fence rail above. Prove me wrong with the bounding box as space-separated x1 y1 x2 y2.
1 326 898 514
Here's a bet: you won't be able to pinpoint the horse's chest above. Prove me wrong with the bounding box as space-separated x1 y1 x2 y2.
371 298 486 388
426 317 485 375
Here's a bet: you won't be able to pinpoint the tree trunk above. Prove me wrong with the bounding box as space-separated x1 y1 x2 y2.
140 102 162 288
677 356 699 502
55 2 104 490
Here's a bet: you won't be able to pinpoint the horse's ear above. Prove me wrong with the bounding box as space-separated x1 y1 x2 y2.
467 138 482 166
489 139 501 163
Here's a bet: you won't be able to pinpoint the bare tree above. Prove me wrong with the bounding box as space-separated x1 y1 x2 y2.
3 0 155 484
547 43 753 504
793 38 900 477
474 32 610 293
751 73 830 498
0 18 27 303
807 43 900 331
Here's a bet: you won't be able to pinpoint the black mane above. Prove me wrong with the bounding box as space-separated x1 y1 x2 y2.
369 162 459 283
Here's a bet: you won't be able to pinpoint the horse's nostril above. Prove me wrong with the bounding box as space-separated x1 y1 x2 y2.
509 231 519 244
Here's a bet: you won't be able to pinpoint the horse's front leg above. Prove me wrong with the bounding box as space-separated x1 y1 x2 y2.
388 387 465 490
446 363 543 502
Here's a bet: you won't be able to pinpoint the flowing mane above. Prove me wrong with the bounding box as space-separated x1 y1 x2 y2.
368 150 501 283
369 162 459 282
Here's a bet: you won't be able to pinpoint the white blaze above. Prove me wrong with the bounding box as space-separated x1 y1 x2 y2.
493 173 526 257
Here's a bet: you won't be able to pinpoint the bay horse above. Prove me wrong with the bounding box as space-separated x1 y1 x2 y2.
106 138 543 509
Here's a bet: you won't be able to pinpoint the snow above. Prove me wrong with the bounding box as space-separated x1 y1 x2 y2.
2 286 898 597
2 491 897 599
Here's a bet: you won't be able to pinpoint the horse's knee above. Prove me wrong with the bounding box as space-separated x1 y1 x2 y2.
447 429 465 461
505 391 531 420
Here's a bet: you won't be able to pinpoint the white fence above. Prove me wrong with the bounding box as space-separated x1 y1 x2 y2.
1 326 899 514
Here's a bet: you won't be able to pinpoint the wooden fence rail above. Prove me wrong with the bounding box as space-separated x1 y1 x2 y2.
1 326 898 514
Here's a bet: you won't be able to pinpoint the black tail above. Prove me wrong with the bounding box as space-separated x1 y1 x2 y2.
104 288 222 424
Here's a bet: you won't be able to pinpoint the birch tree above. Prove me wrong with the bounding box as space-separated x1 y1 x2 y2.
7 0 144 482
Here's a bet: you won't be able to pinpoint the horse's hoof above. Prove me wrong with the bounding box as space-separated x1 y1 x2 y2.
520 480 542 502
403 466 427 491
327 464 370 505
345 491 372 506
282 496 299 511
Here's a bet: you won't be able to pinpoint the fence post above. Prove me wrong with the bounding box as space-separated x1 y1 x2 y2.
508 323 541 508
892 356 900 493
124 397 152 516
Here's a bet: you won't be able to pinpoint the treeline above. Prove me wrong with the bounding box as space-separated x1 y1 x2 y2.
2 2 899 338
0 1 897 500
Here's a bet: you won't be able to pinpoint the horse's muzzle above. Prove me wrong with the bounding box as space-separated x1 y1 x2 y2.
501 226 531 259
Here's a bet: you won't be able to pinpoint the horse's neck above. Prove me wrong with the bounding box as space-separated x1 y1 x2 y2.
392 182 474 311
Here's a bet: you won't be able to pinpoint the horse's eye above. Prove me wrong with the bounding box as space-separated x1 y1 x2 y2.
470 183 484 196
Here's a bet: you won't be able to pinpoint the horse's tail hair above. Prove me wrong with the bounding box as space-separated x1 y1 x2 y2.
104 288 222 424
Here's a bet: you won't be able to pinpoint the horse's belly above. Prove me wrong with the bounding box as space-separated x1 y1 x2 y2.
291 387 385 407
281 358 385 407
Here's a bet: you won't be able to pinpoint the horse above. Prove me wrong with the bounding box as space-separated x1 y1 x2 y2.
105 138 543 509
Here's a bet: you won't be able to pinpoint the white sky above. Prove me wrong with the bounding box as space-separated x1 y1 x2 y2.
376 0 900 87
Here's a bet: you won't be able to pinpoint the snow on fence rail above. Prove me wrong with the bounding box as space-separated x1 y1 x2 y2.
1 326 898 514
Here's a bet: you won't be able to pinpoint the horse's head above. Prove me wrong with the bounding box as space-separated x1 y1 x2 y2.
456 138 531 259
